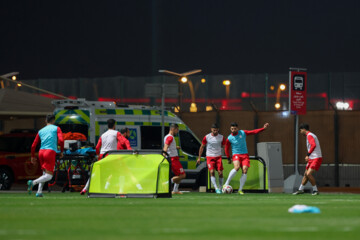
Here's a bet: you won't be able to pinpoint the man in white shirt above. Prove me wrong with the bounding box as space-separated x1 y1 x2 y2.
293 123 323 196
197 124 226 194
81 119 122 195
163 124 186 194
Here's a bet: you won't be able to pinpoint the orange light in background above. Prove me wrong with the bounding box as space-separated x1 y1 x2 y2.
222 80 231 86
180 76 188 83
201 78 206 83
17 83 22 87
270 85 275 91
206 105 213 111
189 103 197 112
275 103 281 109
279 84 286 91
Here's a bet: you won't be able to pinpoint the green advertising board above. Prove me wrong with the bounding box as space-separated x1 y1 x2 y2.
207 158 268 193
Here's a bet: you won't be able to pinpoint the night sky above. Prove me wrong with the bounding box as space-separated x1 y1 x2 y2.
1 0 360 79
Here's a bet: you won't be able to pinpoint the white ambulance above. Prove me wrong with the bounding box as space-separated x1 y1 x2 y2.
53 99 204 170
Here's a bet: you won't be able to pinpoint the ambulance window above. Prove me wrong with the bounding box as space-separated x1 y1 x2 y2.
179 131 201 156
141 126 169 149
57 124 88 139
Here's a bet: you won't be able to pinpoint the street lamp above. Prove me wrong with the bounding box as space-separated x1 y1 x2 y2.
275 83 286 110
222 80 231 99
158 69 202 112
0 72 68 99
180 76 188 83
279 84 286 91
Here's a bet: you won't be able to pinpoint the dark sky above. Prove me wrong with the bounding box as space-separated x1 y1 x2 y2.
1 0 360 79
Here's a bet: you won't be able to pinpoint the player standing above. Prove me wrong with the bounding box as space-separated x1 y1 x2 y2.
80 119 122 195
118 127 132 150
224 122 269 195
29 114 64 197
163 123 186 194
293 123 322 195
197 123 226 194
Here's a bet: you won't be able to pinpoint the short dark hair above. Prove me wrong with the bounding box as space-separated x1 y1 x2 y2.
46 114 55 123
211 123 219 129
107 119 116 128
120 127 129 134
299 123 309 131
230 122 238 127
170 123 179 129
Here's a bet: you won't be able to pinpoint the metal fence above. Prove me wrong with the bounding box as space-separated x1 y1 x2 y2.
21 72 360 112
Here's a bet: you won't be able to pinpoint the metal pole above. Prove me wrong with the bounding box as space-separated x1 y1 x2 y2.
334 109 339 187
265 73 268 111
294 114 299 174
161 84 165 148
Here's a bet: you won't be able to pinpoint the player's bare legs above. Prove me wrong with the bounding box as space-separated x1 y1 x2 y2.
233 161 241 171
294 168 319 195
305 168 316 185
172 173 186 184
172 173 186 194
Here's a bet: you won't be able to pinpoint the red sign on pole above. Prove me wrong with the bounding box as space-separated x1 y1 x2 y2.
289 70 307 115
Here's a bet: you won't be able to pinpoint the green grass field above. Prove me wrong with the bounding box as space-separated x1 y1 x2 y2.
1 192 359 240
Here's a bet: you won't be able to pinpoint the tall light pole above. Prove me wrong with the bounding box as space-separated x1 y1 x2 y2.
0 72 68 99
222 80 231 99
158 69 202 112
275 83 286 110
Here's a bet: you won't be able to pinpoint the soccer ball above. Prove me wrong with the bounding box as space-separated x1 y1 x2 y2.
222 185 233 194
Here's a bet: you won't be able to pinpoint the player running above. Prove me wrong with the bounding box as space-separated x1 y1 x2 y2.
80 119 122 195
293 123 322 196
163 123 186 194
29 114 64 197
118 127 132 150
197 123 226 194
224 122 269 195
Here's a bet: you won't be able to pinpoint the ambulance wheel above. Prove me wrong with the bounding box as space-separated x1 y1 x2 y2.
0 167 14 190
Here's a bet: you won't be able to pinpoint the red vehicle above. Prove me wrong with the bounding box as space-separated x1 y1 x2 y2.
0 130 42 190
